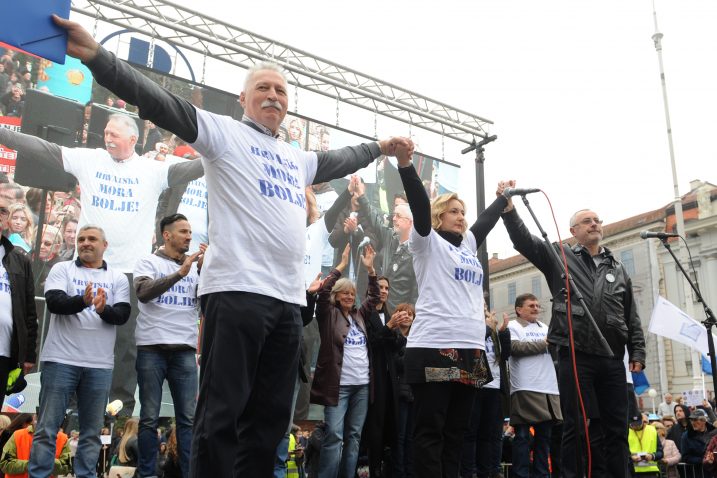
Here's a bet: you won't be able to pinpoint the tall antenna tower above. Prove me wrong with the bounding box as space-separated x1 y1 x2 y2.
651 0 699 389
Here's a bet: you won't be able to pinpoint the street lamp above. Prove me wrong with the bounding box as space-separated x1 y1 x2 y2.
648 388 658 414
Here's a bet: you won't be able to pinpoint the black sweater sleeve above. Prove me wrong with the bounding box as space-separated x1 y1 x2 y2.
98 302 132 326
84 47 199 143
301 292 317 326
397 164 431 236
45 290 87 315
468 195 508 246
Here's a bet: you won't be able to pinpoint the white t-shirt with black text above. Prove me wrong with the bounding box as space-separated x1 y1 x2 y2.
192 111 317 305
42 261 130 369
407 229 486 350
62 148 169 273
134 254 199 347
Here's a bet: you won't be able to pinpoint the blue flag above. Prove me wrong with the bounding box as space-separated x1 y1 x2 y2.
632 371 650 395
702 354 713 375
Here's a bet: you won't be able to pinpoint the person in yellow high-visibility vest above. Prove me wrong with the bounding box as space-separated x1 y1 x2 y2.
286 432 299 478
628 415 663 477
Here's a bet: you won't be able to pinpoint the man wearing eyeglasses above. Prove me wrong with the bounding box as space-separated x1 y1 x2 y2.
497 181 646 478
0 197 37 407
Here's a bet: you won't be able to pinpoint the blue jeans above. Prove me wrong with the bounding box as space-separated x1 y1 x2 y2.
512 422 552 478
136 348 198 478
29 361 112 478
317 384 369 478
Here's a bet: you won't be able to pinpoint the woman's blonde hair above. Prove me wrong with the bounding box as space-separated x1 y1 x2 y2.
8 202 35 245
430 193 466 232
118 418 138 464
330 278 356 306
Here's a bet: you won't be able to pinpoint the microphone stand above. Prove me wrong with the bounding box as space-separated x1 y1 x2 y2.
518 194 613 478
657 237 717 394
461 135 497 303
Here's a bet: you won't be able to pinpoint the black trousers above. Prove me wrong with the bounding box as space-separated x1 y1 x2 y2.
460 387 503 478
190 291 302 478
558 348 628 478
411 382 475 478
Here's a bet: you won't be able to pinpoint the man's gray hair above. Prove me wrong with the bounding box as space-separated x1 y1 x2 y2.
394 203 413 221
243 61 288 91
79 224 107 242
569 209 591 227
107 113 139 139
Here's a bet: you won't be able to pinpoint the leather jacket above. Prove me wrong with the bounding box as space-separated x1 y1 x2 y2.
310 268 380 407
502 208 646 365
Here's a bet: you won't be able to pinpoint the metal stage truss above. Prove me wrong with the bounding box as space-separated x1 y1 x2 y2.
70 0 493 146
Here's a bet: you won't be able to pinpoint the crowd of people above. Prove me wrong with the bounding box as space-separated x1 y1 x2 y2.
0 11 708 478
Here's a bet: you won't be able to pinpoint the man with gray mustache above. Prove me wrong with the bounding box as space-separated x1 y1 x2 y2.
52 14 414 478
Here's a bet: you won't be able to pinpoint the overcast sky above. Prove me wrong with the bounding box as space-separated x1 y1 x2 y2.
128 1 717 257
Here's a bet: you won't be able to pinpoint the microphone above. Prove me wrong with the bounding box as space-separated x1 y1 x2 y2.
357 236 371 249
640 231 680 240
504 187 541 197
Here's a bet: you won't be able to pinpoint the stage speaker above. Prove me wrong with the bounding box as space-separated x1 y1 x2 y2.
15 89 81 192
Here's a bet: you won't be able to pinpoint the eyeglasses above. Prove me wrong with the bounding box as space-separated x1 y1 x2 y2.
42 240 55 247
572 217 603 227
0 207 9 216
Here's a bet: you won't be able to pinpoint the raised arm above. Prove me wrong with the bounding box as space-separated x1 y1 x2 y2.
395 148 431 237
313 137 412 185
497 181 554 274
167 160 204 188
469 195 508 246
54 16 199 143
0 128 65 178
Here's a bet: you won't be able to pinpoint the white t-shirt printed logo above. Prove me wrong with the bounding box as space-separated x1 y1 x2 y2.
91 171 141 213
71 276 115 311
0 270 10 293
252 145 306 210
345 319 367 347
180 179 208 210
155 273 198 308
452 246 484 287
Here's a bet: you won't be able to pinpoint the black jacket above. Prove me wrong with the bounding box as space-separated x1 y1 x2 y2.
1 236 38 366
501 208 646 364
363 202 418 311
364 306 407 434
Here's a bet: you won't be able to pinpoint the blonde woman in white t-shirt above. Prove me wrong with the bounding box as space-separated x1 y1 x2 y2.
394 146 509 478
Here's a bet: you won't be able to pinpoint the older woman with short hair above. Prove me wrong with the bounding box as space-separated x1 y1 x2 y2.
311 243 380 478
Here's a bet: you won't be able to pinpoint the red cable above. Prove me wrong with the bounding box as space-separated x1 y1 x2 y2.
542 191 592 478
